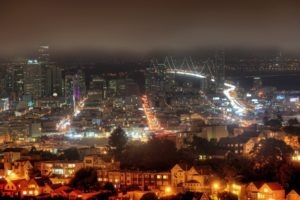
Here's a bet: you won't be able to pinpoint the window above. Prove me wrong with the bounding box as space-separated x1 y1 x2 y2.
258 193 264 199
68 164 75 168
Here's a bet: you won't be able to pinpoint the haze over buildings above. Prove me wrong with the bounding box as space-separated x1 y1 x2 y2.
1 0 300 57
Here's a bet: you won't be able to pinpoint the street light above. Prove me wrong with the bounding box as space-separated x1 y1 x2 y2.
213 182 220 190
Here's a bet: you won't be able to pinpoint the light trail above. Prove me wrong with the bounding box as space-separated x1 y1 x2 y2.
167 69 206 79
223 83 246 115
141 95 162 131
56 116 71 132
166 69 247 116
56 97 88 133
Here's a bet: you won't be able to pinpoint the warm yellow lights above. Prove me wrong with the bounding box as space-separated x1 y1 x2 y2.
165 186 172 193
213 182 220 190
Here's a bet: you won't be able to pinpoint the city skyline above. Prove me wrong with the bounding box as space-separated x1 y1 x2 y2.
1 1 300 200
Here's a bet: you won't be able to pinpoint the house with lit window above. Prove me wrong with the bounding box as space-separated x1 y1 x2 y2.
171 163 189 187
1 179 26 197
257 182 285 200
83 154 120 170
183 166 211 192
40 160 83 178
11 160 33 180
19 178 53 198
218 133 259 155
171 164 213 193
242 182 285 200
97 170 171 190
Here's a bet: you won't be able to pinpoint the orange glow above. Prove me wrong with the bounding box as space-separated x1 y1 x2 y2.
141 95 162 131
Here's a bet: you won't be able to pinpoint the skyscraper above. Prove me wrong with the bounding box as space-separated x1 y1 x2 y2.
46 65 63 96
24 59 43 100
214 49 225 90
38 46 50 97
64 70 86 105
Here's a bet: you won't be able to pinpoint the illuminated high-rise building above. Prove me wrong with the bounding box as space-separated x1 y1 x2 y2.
64 75 75 105
24 59 43 100
89 75 106 99
38 46 51 97
214 49 225 90
64 70 86 105
46 65 63 96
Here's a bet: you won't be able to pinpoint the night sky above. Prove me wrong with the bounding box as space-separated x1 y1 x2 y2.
0 0 300 56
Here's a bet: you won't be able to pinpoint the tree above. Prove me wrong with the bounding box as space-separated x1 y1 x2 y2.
218 192 238 200
140 192 158 200
108 127 128 160
121 138 179 171
251 138 293 166
69 167 99 192
189 136 217 155
250 138 294 187
29 146 37 153
60 147 80 160
102 182 116 194
28 167 41 179
142 138 178 170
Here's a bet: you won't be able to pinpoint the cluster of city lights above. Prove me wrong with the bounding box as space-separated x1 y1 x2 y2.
167 69 247 116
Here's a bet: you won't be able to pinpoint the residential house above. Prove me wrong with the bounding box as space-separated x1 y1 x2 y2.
83 154 120 170
171 163 189 187
242 182 285 200
19 178 53 198
286 189 300 200
183 166 211 192
171 164 213 193
40 160 83 178
11 160 34 180
97 170 171 190
257 182 285 200
2 179 26 197
218 132 259 155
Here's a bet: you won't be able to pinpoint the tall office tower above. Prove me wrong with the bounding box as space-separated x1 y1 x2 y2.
89 75 107 99
108 79 117 97
14 65 24 98
64 75 75 105
64 70 86 105
214 49 225 90
23 59 43 100
38 46 50 63
76 70 86 99
46 65 63 96
3 59 25 101
4 67 14 96
145 63 167 94
38 46 50 96
116 78 140 97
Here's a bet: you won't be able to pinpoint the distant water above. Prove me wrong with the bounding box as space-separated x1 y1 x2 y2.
231 74 300 90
